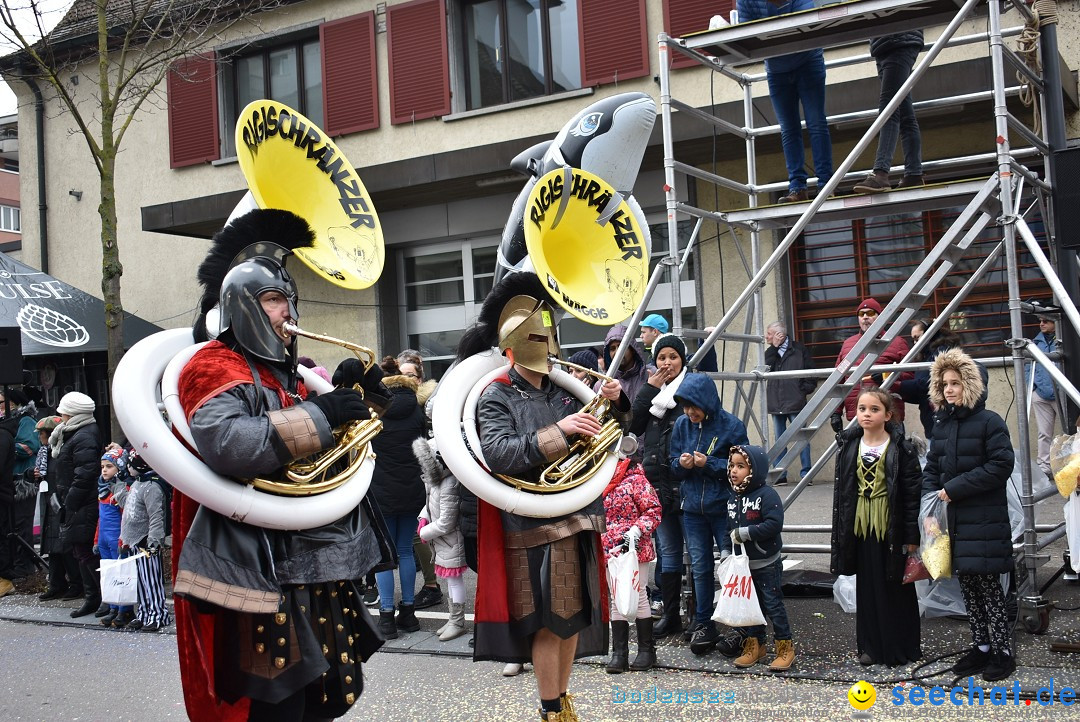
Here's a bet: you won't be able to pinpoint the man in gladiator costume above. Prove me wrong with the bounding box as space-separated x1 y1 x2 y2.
172 209 392 721
468 280 629 722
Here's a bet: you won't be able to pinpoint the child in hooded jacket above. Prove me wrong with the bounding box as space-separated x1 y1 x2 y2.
725 444 793 671
669 373 749 656
601 456 661 674
923 349 1015 681
413 437 468 643
95 448 135 628
119 448 171 632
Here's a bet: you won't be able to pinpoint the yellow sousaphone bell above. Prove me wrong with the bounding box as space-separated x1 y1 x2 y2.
524 166 649 325
234 99 384 290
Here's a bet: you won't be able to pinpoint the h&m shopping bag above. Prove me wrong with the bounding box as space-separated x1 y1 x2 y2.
711 547 766 627
99 552 144 606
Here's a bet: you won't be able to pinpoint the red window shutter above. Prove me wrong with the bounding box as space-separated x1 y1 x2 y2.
387 0 450 125
579 0 649 87
322 13 379 136
167 53 219 169
664 0 732 69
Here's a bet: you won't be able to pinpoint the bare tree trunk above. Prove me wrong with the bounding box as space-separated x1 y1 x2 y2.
99 135 124 439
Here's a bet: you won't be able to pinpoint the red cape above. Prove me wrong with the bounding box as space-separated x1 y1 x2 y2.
171 342 305 722
473 499 609 626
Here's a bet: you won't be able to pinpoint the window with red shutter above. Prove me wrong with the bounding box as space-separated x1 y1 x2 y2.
579 0 649 87
387 0 450 125
664 0 731 70
322 13 379 136
167 54 219 169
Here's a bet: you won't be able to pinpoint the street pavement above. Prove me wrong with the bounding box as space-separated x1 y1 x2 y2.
0 479 1077 720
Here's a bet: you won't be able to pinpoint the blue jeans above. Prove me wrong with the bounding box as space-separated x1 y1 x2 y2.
654 510 685 575
746 558 792 642
683 510 732 625
767 56 833 192
376 513 417 612
772 413 812 480
873 45 922 175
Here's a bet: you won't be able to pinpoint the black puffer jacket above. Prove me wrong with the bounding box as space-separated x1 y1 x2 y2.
870 31 924 58
921 349 1014 575
630 382 681 513
369 377 426 518
55 422 102 550
832 424 922 583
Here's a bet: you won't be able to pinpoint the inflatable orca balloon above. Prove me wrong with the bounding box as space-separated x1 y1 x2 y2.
495 92 656 283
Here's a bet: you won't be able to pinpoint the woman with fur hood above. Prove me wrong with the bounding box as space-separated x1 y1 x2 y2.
923 348 1016 681
413 437 468 642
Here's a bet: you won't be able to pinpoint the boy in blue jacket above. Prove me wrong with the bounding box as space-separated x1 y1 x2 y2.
670 373 748 655
726 444 793 671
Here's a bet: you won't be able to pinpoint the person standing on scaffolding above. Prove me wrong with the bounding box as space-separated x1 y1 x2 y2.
854 31 925 193
736 0 833 204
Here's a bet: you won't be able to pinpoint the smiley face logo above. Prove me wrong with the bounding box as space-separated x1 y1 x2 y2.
848 680 876 711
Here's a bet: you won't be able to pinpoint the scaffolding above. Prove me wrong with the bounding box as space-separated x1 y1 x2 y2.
653 0 1079 634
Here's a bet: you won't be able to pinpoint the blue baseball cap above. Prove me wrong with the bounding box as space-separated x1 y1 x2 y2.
639 314 670 333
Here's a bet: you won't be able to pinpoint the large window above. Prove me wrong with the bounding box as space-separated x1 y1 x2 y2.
220 37 323 157
0 205 19 232
792 199 1051 364
399 217 699 378
460 0 580 111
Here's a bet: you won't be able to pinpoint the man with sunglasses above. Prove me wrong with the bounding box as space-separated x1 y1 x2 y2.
833 298 912 430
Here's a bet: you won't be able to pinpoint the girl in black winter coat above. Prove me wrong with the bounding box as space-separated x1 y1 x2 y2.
923 349 1016 681
832 388 921 667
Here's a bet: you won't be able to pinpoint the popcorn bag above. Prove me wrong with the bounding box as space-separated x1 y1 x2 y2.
918 494 952 580
1050 432 1080 498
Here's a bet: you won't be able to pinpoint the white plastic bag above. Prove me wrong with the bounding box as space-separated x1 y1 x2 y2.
915 577 965 617
711 547 766 627
606 538 640 620
99 553 143 605
1066 493 1080 574
832 574 857 613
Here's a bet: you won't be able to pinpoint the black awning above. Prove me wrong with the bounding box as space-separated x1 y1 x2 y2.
0 252 163 356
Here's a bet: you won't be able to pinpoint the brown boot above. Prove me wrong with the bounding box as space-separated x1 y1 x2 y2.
734 636 767 668
769 639 795 671
853 170 891 194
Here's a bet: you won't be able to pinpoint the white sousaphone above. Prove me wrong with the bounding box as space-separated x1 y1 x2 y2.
113 100 385 531
432 166 652 518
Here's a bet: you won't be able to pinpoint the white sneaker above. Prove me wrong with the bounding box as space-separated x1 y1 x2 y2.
502 662 524 677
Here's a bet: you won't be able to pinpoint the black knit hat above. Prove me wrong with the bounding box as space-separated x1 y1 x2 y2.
651 333 686 364
567 349 599 371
